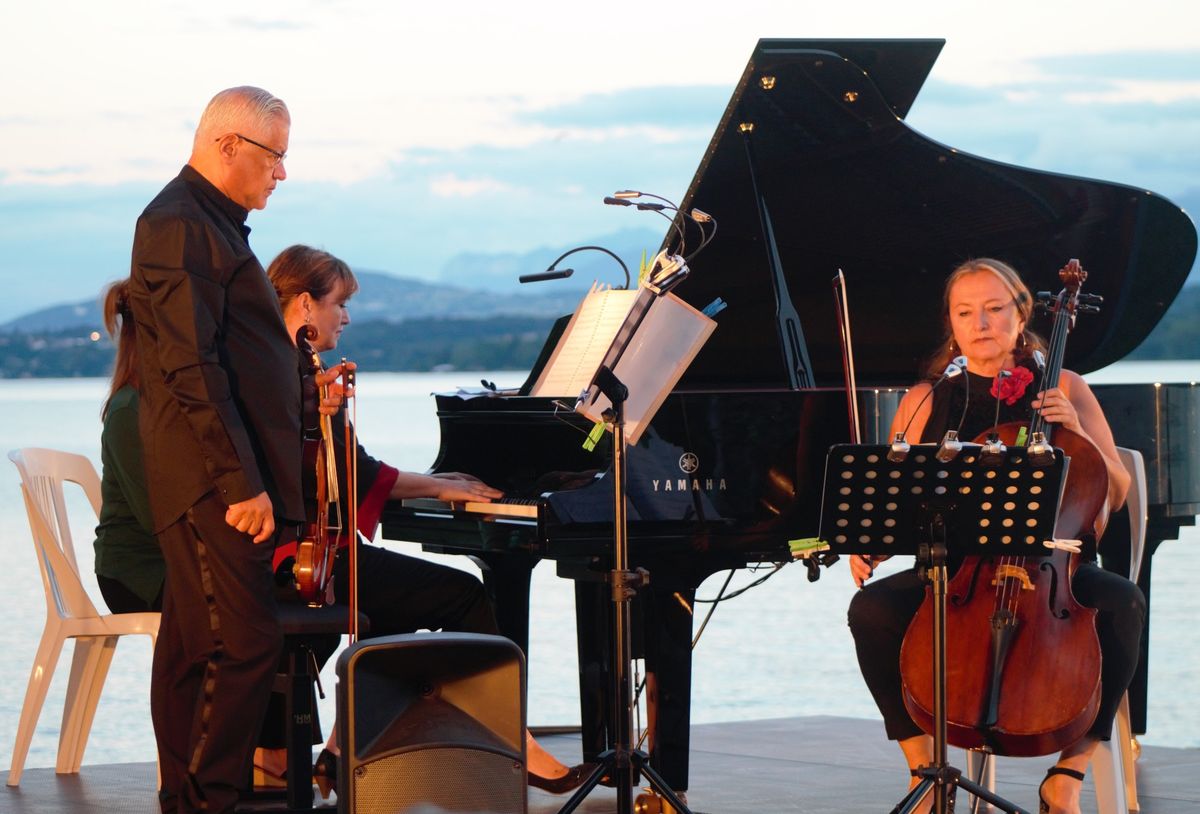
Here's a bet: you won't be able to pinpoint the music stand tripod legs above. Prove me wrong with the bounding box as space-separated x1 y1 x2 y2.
557 366 692 814
890 522 1030 814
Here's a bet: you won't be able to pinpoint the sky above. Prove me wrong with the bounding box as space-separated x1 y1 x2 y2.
1 0 1198 322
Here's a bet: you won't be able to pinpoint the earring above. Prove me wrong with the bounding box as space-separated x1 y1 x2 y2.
948 338 959 355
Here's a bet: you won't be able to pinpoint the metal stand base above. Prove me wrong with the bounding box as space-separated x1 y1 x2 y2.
891 764 1029 814
556 366 691 814
557 749 690 814
892 528 1031 814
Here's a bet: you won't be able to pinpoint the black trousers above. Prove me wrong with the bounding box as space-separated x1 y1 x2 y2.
98 574 162 614
151 491 283 814
258 541 500 748
846 560 1146 744
334 542 500 638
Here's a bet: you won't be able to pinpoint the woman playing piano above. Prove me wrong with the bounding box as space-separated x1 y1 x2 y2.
846 258 1145 814
264 244 589 795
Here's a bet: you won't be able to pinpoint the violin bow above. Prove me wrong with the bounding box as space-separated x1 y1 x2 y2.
832 270 861 443
342 359 360 643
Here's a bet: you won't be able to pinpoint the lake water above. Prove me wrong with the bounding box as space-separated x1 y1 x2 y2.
1 362 1198 772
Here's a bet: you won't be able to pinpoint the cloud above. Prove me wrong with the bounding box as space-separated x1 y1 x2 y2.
522 86 731 129
428 173 514 199
907 77 1200 199
5 62 1198 324
1034 50 1200 82
226 16 308 32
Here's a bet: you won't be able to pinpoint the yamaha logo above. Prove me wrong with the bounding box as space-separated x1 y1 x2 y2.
652 452 726 493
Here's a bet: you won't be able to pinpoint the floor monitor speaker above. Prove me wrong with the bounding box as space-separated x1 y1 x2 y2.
336 632 526 814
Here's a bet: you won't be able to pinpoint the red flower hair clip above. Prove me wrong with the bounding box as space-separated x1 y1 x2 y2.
990 366 1035 406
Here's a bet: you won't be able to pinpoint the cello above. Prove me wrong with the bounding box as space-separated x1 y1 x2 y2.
899 259 1108 757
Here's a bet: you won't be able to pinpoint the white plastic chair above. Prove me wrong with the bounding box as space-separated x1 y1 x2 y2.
1090 446 1146 814
964 446 1145 813
7 447 160 786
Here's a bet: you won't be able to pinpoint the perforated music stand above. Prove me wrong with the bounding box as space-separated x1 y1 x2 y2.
820 443 1067 814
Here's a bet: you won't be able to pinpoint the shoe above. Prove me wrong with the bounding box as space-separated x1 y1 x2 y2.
1038 765 1085 814
313 748 338 799
528 762 596 794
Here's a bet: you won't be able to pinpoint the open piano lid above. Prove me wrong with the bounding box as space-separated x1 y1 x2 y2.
669 38 1198 389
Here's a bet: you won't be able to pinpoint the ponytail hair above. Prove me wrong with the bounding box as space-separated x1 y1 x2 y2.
101 279 138 420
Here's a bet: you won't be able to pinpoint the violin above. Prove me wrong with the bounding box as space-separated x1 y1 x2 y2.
293 325 343 607
899 259 1107 756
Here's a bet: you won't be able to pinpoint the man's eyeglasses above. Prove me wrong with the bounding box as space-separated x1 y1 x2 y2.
226 133 287 167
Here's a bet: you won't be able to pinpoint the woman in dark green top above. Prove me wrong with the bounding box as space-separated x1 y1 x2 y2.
94 280 164 613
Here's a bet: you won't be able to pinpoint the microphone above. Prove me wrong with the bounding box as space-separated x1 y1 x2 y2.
887 356 967 461
603 196 632 207
519 268 575 284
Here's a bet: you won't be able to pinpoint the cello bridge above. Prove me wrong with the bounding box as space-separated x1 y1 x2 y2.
991 564 1034 591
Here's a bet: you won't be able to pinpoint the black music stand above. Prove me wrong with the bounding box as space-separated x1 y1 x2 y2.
553 365 692 814
820 443 1066 814
555 299 712 814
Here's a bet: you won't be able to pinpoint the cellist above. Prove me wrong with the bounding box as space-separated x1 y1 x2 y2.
846 258 1145 814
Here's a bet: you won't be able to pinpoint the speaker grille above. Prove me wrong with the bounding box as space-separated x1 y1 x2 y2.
352 746 525 813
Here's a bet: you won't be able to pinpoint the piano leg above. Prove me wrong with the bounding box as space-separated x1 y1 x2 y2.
573 578 694 793
474 551 537 656
643 583 695 793
574 579 612 770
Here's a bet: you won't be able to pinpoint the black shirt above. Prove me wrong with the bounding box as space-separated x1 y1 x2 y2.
921 360 1041 443
129 165 303 531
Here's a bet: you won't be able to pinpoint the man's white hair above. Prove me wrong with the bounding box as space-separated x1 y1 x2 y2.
194 86 289 150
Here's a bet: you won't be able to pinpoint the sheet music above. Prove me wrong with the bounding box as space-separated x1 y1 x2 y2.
580 291 715 443
530 284 639 398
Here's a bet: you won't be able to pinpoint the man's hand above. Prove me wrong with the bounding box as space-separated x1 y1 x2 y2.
225 491 275 543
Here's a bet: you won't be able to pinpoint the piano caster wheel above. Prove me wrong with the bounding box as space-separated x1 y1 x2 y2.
1131 735 1142 762
635 789 686 814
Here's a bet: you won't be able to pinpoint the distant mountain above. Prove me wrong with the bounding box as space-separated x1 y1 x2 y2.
0 228 666 334
0 269 587 335
2 300 103 334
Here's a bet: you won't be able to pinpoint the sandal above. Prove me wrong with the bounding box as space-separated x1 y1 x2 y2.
1038 766 1085 814
313 748 338 799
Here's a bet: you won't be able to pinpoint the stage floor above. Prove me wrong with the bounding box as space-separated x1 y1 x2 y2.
4 716 1198 813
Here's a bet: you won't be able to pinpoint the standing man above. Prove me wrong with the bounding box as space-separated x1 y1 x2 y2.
127 86 302 814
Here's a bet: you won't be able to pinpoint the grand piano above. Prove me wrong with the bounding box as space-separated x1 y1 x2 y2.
381 39 1199 788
